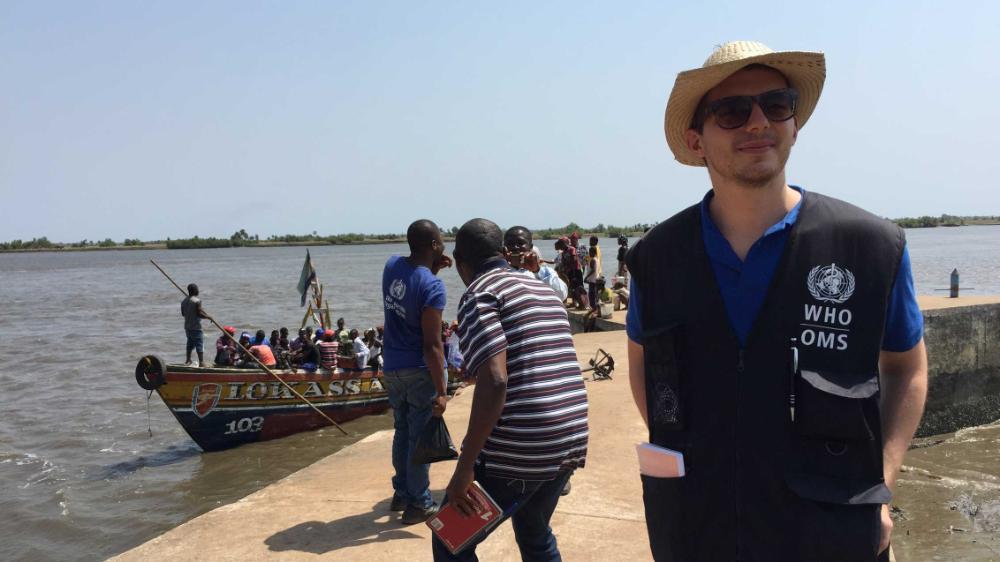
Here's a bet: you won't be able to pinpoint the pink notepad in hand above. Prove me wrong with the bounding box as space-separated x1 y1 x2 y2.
636 442 686 478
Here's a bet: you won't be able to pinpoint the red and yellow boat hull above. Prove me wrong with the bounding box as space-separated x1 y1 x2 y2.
145 361 463 452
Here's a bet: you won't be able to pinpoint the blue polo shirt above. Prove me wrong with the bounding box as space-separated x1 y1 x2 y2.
381 255 447 370
626 187 923 352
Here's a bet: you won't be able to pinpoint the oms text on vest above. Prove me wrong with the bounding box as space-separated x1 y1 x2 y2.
800 263 856 351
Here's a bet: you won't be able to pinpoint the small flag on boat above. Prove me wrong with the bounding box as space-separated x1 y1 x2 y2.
297 250 316 306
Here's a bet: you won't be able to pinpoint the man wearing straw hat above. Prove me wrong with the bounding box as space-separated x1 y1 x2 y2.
625 41 927 561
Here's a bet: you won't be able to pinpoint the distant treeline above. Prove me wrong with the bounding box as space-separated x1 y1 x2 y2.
266 232 404 244
0 237 145 251
162 229 408 249
1 223 659 252
41 216 1000 252
248 223 654 246
531 222 656 239
891 215 1000 228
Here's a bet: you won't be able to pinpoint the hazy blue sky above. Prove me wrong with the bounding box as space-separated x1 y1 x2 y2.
2 1 997 242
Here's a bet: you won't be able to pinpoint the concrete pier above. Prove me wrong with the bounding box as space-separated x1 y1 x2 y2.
113 332 649 561
115 295 1000 561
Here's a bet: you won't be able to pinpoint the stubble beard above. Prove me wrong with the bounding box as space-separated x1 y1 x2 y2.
706 140 793 189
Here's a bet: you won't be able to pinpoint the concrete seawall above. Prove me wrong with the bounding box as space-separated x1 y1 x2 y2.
917 298 1000 435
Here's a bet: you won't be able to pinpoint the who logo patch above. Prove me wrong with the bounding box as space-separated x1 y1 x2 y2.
807 263 856 304
390 278 407 300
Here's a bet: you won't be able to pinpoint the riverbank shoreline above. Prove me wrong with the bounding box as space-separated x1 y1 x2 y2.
6 223 999 254
0 239 407 253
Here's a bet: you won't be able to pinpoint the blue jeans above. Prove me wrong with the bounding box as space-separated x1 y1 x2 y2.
384 367 438 509
432 465 573 562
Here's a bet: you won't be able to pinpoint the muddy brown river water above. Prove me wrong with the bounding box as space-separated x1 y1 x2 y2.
893 422 1000 560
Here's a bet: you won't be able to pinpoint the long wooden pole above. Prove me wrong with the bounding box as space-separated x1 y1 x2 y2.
150 259 348 435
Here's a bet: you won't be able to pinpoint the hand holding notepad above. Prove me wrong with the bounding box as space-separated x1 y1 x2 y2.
636 442 685 478
427 481 503 555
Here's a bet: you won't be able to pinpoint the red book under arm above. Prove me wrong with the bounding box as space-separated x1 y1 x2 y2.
426 481 503 555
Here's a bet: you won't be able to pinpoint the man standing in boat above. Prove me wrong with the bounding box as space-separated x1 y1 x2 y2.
626 41 927 560
382 219 452 525
181 283 209 367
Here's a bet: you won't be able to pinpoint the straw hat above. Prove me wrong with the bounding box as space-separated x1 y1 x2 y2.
665 41 826 166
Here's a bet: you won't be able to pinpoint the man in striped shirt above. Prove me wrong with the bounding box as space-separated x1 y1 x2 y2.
434 218 588 562
317 329 339 370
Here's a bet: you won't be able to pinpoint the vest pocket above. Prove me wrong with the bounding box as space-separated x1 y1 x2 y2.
640 474 687 560
788 369 890 504
643 324 684 437
795 369 878 441
784 488 882 561
786 367 887 561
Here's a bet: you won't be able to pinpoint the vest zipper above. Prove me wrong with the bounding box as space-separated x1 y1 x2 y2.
735 347 744 558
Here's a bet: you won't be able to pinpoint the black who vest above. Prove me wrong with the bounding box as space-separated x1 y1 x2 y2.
626 191 905 562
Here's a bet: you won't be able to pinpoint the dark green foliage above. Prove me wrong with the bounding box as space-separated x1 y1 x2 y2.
532 222 655 239
0 237 56 250
890 214 1000 228
166 236 234 249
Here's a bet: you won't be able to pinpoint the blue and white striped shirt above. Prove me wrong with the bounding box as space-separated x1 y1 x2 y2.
457 259 589 480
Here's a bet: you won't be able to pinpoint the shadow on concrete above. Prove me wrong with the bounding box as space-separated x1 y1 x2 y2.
264 497 428 554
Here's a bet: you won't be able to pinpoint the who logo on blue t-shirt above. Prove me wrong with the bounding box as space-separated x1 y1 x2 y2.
381 255 447 370
390 278 407 301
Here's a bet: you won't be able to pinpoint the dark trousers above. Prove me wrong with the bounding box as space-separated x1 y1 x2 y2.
432 466 573 562
586 282 597 309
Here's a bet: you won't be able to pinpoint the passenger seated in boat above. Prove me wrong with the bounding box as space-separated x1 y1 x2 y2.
278 327 290 351
249 342 277 367
350 329 370 369
339 334 354 356
364 328 383 369
318 330 339 370
290 328 307 352
214 326 238 366
291 333 319 372
332 317 347 342
235 333 254 367
251 329 269 347
268 330 280 349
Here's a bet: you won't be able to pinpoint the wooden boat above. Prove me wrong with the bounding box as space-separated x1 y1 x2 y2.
135 355 464 452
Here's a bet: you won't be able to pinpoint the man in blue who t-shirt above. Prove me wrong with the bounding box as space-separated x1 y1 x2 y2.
382 219 452 525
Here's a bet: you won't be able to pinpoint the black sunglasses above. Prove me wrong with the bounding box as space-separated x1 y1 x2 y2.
701 88 799 130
